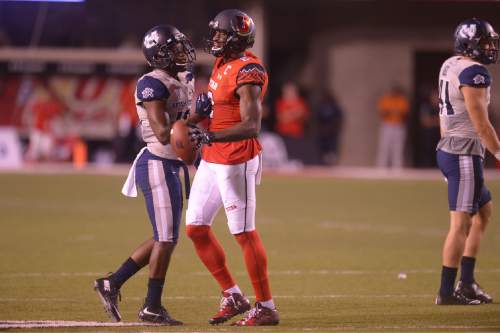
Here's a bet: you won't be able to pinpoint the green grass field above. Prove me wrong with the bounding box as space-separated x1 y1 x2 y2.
1 173 500 332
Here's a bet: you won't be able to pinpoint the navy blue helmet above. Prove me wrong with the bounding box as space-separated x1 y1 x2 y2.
454 18 499 64
142 25 195 71
205 9 255 57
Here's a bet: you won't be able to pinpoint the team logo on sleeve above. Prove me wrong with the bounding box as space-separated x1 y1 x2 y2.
473 74 486 84
141 87 154 99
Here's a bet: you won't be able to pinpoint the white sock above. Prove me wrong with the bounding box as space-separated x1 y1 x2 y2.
259 299 275 309
224 285 242 295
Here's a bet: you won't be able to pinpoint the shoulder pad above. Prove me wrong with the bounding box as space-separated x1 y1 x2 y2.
458 64 491 88
136 76 170 102
236 63 267 87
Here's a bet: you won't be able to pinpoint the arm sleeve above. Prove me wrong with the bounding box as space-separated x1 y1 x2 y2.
136 76 170 102
458 65 491 88
236 63 267 88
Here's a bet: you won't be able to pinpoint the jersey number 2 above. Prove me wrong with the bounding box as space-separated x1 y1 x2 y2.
439 79 454 115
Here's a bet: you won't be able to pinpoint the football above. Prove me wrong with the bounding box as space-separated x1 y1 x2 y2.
170 121 197 165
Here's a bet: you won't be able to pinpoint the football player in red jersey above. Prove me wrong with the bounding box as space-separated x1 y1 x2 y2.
186 9 279 326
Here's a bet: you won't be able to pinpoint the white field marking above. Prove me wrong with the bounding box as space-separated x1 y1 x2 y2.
185 268 500 276
357 325 500 331
5 162 500 181
0 320 175 329
3 268 500 279
122 294 436 300
318 221 444 237
0 294 435 303
1 321 498 331
0 272 106 277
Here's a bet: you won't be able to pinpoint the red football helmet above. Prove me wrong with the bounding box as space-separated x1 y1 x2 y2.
205 9 255 57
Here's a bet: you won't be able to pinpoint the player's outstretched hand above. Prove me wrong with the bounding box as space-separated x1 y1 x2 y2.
195 93 213 118
188 124 214 149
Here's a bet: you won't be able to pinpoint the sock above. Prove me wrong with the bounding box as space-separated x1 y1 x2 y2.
460 256 476 284
224 285 242 295
186 225 236 290
145 278 165 308
439 266 457 297
259 299 276 310
235 230 272 302
110 257 140 288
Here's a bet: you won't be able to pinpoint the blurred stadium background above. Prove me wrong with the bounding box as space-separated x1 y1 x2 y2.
1 0 500 331
1 0 500 168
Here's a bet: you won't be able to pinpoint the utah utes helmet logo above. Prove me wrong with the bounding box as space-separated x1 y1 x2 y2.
234 14 253 36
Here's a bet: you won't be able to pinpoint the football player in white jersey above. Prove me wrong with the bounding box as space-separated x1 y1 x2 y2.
94 25 195 324
435 18 499 305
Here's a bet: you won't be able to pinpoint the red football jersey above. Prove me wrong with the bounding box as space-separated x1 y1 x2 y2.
203 51 268 165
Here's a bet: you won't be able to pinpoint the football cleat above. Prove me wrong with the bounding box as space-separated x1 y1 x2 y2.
138 304 183 325
209 292 251 325
435 291 481 305
455 281 493 304
232 302 280 326
94 276 122 322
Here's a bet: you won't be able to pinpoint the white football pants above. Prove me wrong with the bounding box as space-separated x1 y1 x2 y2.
186 154 261 234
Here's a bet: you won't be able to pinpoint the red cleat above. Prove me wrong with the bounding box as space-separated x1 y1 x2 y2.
232 302 280 326
208 292 251 325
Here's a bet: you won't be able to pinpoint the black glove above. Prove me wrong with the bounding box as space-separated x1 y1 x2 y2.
188 124 215 149
195 93 213 118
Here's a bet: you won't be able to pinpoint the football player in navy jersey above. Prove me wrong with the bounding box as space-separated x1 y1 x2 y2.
93 25 195 324
435 18 499 305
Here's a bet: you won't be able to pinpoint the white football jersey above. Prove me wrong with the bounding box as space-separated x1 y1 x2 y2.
437 56 492 156
135 69 194 159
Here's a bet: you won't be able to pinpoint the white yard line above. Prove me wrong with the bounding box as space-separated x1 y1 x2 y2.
1 320 498 330
0 294 436 303
0 320 171 329
2 268 500 278
318 221 444 237
5 163 500 180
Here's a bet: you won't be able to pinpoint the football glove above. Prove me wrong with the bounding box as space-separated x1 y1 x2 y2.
188 124 215 149
195 93 213 118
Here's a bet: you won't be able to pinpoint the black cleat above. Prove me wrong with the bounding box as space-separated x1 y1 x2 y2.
138 304 183 325
94 276 122 322
435 291 481 305
455 281 493 304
